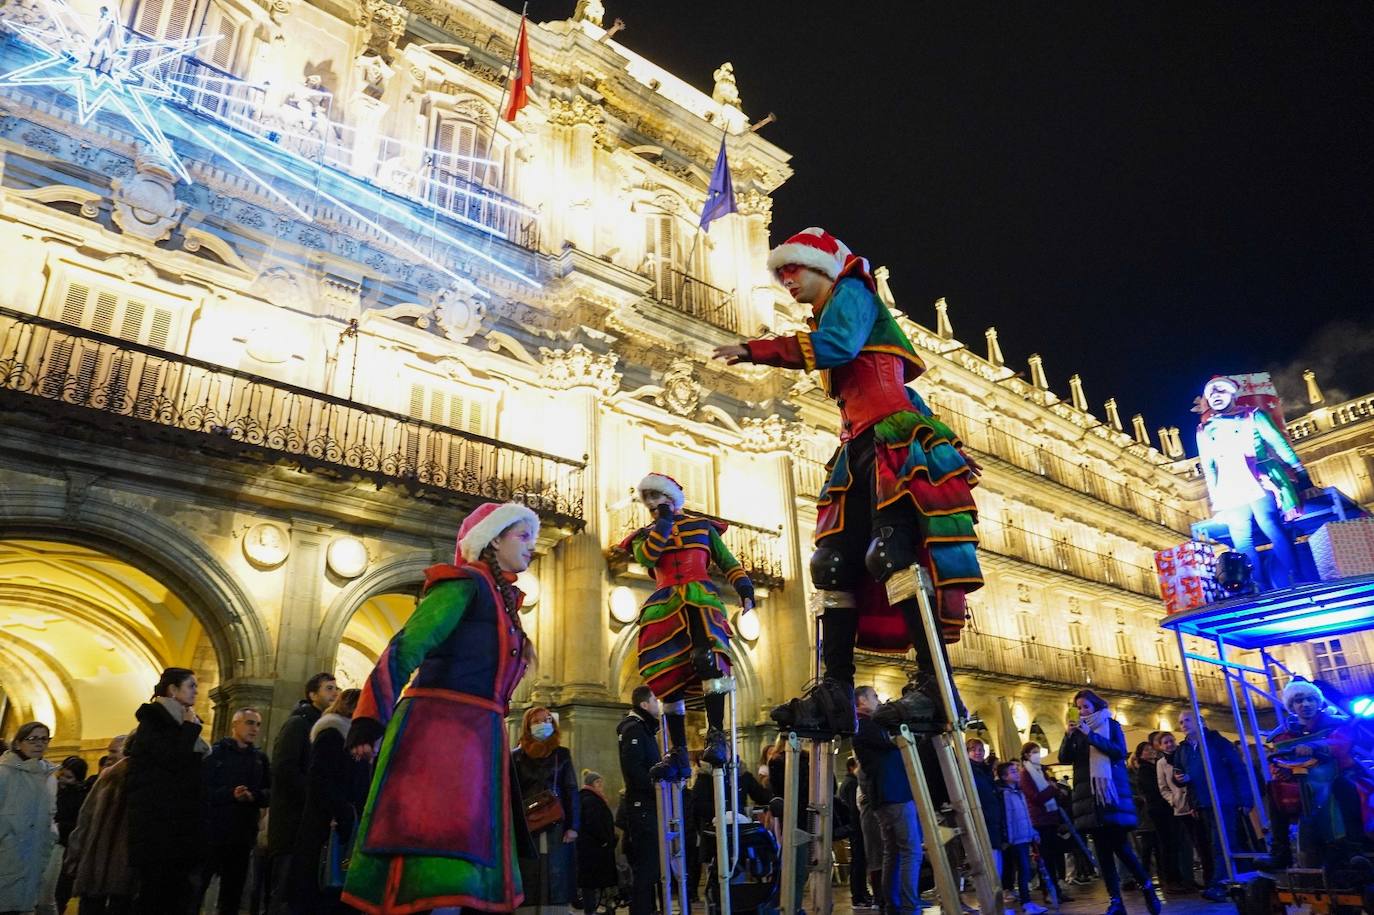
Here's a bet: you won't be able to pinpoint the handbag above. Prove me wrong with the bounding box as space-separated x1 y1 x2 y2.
319 818 353 891
524 756 564 833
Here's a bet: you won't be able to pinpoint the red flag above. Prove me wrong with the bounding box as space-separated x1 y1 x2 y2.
502 16 531 122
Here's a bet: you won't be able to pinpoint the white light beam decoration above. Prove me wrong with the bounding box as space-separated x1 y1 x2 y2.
0 0 218 182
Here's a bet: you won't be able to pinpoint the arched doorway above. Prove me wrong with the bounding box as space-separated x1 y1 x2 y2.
0 539 222 760
334 592 419 688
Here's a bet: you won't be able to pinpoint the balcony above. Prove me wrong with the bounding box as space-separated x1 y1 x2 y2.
0 308 586 528
861 630 1230 706
606 502 785 589
929 399 1196 534
980 516 1160 598
644 268 740 334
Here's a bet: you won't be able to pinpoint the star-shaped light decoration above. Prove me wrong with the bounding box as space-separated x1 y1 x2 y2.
0 0 218 182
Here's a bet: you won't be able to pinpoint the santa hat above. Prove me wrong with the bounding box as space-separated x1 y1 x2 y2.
766 227 851 280
638 473 685 511
455 501 540 563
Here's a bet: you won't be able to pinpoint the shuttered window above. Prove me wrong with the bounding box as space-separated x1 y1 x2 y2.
132 0 196 40
403 381 494 482
202 1 238 71
645 447 714 514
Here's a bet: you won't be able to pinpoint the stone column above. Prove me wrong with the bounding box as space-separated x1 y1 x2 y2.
265 519 331 741
209 678 277 741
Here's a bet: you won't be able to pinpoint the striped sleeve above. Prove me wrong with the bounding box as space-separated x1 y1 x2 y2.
353 578 475 733
709 528 754 599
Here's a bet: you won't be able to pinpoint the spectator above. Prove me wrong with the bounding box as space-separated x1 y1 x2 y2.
512 706 580 913
1058 690 1160 915
966 737 1005 889
1176 709 1255 901
200 708 271 915
1019 742 1071 903
0 722 58 915
852 685 923 915
617 686 662 915
1154 730 1204 891
690 753 772 906
998 760 1047 914
577 770 618 915
47 755 89 913
126 667 210 913
1126 742 1159 892
839 756 872 907
290 688 368 914
767 730 813 912
1139 732 1184 892
266 671 338 912
68 746 134 915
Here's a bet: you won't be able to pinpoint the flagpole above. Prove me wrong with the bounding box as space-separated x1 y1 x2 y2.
675 121 731 309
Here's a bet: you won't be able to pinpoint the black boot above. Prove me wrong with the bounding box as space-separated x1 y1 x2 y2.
702 728 730 768
1141 880 1162 915
1102 897 1126 915
649 746 690 782
770 677 856 736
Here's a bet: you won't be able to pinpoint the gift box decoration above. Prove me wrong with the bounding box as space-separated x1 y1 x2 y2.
1155 540 1224 613
1308 518 1374 581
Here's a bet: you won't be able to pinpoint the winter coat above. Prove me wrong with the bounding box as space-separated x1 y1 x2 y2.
0 750 58 911
999 782 1036 846
54 779 89 846
203 737 271 847
512 745 581 906
690 768 772 827
69 759 134 899
1156 751 1193 816
290 713 371 913
1176 728 1254 810
126 699 208 866
969 759 1004 845
267 698 322 855
617 709 661 803
1019 766 1062 829
1131 768 1154 832
851 713 911 808
578 787 619 890
1137 758 1171 817
1058 719 1138 831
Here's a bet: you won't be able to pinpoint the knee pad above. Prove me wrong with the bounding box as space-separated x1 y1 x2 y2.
810 545 854 590
864 526 918 582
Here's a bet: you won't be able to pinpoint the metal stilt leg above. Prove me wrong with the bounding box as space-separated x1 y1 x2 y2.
705 675 739 915
655 726 689 915
778 732 835 915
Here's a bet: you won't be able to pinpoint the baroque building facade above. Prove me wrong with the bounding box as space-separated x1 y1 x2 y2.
0 0 1228 790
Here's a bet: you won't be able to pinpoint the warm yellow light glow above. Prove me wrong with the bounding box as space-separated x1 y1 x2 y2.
609 586 639 624
736 607 760 642
516 570 540 607
1012 701 1031 731
326 537 369 578
1159 716 1172 732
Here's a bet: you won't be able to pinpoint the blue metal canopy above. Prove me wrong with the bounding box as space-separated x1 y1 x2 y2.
1160 574 1374 650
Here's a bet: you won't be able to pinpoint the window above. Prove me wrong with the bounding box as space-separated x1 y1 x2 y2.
645 446 714 514
43 280 176 412
1016 612 1040 662
404 381 494 481
1312 639 1352 683
644 211 706 306
1001 510 1025 556
430 109 506 225
200 1 239 72
130 0 196 40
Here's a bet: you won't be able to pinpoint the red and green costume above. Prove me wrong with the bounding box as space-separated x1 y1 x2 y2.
343 562 533 914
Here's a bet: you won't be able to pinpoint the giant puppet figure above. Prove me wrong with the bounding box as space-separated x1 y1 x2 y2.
342 502 539 914
1195 374 1310 590
714 227 983 735
620 472 754 778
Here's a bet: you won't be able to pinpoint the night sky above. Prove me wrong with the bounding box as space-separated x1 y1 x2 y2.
503 2 1374 446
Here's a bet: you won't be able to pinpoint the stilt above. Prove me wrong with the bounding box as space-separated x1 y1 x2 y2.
779 731 835 914
655 723 690 915
705 675 739 915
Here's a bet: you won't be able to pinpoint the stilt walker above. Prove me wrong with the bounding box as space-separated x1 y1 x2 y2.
619 473 756 910
714 226 998 913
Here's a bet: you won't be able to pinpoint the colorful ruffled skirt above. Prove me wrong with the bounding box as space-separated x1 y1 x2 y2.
637 580 735 702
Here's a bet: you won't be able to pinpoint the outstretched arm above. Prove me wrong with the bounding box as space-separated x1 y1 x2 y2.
714 280 877 371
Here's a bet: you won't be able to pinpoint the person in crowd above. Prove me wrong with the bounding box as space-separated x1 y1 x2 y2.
852 685 923 915
768 729 814 912
577 770 618 915
689 748 772 906
966 737 1005 891
290 688 369 914
839 756 872 907
341 502 539 913
266 671 338 911
1155 730 1205 891
1059 690 1160 915
1018 742 1071 903
68 741 133 915
51 755 89 913
126 667 211 913
1138 732 1184 892
200 708 271 915
998 760 1047 914
1126 742 1160 894
1176 709 1254 902
0 722 58 915
512 706 580 913
618 685 663 915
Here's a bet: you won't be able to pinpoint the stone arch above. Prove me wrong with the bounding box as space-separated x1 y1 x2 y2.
0 486 271 680
607 620 762 722
316 550 431 667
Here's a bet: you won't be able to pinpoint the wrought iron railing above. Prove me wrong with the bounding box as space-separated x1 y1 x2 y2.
928 399 1197 534
606 502 785 588
979 516 1161 598
861 630 1229 705
650 268 739 334
0 308 586 527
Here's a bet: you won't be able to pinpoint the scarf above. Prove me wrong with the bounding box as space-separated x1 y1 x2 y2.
519 706 561 759
1023 757 1057 812
1082 708 1119 808
155 697 212 757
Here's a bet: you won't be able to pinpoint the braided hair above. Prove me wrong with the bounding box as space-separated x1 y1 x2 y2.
478 543 520 612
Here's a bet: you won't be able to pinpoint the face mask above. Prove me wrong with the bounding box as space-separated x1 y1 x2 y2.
1029 751 1041 764
531 722 555 741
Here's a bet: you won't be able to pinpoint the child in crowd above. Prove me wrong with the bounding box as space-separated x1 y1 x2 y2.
998 760 1047 914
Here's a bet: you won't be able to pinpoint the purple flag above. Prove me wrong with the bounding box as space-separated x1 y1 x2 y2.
699 137 738 230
